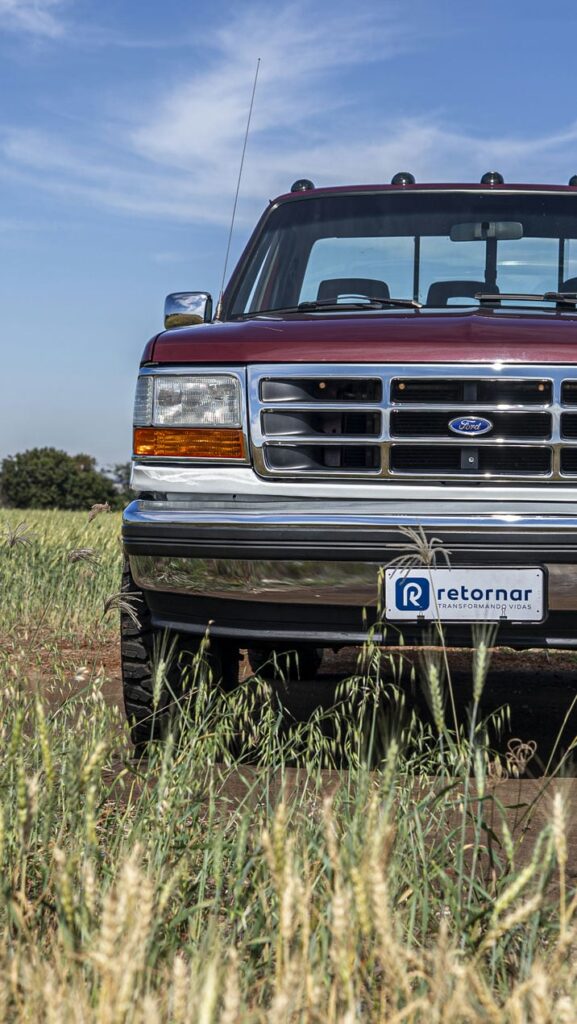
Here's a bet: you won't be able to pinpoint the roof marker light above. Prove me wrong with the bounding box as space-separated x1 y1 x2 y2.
481 171 504 185
291 179 315 192
391 171 415 186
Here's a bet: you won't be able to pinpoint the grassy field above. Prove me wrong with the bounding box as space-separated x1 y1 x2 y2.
0 508 576 1022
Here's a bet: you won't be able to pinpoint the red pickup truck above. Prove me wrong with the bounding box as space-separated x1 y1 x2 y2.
121 173 577 744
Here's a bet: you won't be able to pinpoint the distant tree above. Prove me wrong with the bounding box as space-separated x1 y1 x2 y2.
0 447 117 510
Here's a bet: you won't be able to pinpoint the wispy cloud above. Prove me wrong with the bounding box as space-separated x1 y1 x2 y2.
0 0 67 37
150 251 188 265
129 5 406 172
2 2 577 224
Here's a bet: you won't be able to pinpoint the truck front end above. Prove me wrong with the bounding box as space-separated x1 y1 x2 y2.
122 177 577 741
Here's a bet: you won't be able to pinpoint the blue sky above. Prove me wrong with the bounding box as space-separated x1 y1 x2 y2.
2 0 577 466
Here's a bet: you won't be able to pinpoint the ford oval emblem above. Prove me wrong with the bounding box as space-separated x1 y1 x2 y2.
449 416 493 436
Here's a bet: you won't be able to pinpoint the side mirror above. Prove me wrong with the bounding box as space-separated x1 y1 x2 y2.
164 292 213 329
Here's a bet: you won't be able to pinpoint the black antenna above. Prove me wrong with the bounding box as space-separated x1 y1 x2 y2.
217 58 261 316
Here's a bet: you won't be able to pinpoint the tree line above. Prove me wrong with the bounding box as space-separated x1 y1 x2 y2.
0 448 131 510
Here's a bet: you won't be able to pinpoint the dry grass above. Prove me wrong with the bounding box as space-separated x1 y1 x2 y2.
0 509 576 1022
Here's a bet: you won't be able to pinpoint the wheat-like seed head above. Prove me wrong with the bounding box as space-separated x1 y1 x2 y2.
102 590 142 627
506 737 537 778
553 790 568 871
370 861 391 948
53 847 75 932
280 860 296 947
219 949 241 1024
526 962 551 1023
94 881 120 969
427 662 446 736
554 995 577 1023
272 800 288 881
350 864 371 937
68 546 101 568
2 521 33 549
198 958 219 1024
0 974 7 1024
386 525 452 569
473 641 488 705
88 502 111 522
82 856 97 921
171 954 189 1024
381 738 399 795
491 862 537 921
81 739 107 786
322 796 339 869
501 819 515 868
138 994 160 1024
473 747 486 801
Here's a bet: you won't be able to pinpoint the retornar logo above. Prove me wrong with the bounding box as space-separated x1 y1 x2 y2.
395 577 430 611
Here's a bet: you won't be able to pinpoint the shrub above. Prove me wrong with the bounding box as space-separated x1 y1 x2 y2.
0 447 117 510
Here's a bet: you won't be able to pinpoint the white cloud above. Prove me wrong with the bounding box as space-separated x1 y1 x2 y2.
130 5 405 171
0 0 67 37
3 2 577 224
151 251 187 265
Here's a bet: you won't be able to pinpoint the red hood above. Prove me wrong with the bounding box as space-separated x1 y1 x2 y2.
145 308 577 365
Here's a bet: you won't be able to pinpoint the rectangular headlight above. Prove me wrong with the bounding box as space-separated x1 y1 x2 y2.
153 375 242 427
133 375 154 426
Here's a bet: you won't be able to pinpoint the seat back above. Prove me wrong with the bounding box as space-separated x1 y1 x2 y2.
560 277 577 293
317 277 390 302
426 280 493 306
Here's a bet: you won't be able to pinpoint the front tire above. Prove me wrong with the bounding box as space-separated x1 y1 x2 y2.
120 562 239 748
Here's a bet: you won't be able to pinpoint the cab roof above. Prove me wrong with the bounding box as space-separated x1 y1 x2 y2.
271 181 577 204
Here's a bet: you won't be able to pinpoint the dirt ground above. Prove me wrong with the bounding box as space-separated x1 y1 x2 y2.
37 636 577 776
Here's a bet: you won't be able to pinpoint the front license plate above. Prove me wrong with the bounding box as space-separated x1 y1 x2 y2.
385 568 545 622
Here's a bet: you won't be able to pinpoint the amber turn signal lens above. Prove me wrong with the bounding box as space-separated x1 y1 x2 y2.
133 427 245 459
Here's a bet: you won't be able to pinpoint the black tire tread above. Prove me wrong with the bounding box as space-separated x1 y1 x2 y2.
120 561 239 747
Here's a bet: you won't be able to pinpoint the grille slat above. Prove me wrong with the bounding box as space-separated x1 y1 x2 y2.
249 366 577 482
391 378 552 405
390 410 551 439
265 444 380 473
561 449 577 473
262 410 381 438
561 413 577 439
261 378 381 403
390 445 551 475
561 382 577 406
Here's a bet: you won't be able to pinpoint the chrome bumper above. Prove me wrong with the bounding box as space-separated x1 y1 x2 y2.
123 499 577 610
129 554 577 610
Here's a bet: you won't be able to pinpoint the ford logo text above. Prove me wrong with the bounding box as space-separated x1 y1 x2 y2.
448 416 493 436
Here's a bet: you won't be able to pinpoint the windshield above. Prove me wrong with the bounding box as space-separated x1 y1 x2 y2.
225 191 577 317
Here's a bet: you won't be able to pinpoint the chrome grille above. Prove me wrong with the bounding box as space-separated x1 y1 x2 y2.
247 364 577 482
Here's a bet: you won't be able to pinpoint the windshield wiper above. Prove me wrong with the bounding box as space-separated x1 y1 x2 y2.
476 291 577 306
297 295 422 310
235 297 422 319
551 292 577 303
